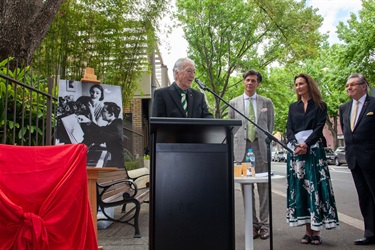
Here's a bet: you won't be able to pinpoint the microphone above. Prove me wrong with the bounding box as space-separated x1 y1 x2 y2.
195 78 207 90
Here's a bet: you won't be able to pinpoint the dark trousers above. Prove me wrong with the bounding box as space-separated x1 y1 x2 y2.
351 163 375 238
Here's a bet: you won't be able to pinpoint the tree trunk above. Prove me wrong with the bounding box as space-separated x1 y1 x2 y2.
326 115 338 149
0 0 65 69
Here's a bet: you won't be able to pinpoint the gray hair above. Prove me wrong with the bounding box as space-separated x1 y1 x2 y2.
173 58 195 80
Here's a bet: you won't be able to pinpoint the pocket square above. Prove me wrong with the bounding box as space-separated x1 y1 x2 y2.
261 108 268 112
366 112 374 116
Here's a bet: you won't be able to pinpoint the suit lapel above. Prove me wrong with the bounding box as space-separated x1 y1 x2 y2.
345 101 353 130
187 89 194 118
256 96 264 122
168 84 186 117
355 95 371 130
240 97 247 138
240 97 247 123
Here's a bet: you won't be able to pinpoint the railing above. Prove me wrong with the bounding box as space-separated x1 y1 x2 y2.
0 70 58 146
124 125 147 170
1 66 146 168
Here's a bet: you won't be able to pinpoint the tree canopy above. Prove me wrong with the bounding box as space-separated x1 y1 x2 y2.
175 0 323 118
336 0 375 83
31 0 169 104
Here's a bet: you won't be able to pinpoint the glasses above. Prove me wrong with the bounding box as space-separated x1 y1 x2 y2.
184 68 196 74
345 82 365 88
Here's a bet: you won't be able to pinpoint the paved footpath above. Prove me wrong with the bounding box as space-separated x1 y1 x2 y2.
98 180 369 250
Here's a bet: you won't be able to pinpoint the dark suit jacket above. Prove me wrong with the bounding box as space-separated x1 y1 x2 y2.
339 95 375 169
82 118 124 168
151 83 213 118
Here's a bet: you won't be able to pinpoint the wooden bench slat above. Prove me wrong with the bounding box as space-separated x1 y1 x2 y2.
96 167 149 238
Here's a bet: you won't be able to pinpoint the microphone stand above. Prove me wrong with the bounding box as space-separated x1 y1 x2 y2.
195 78 292 250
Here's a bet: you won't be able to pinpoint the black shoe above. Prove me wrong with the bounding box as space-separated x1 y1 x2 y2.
259 228 270 240
253 226 259 239
354 237 375 245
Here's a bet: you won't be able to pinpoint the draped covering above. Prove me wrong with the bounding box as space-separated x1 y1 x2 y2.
0 144 98 250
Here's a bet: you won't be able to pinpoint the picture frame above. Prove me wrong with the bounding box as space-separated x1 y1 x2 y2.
57 79 123 167
66 80 76 92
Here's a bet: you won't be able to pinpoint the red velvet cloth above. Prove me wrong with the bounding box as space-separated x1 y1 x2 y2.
0 144 98 250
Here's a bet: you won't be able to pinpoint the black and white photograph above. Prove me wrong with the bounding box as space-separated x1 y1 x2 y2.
66 80 76 92
56 80 124 168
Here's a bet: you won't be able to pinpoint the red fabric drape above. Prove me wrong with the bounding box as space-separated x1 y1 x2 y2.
0 144 98 250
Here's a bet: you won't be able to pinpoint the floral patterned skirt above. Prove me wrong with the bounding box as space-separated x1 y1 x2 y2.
286 144 339 231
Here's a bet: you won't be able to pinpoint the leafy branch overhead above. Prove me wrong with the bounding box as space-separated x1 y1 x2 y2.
175 0 323 118
31 0 169 105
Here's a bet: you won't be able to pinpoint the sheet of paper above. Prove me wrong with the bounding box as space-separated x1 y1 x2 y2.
61 114 84 144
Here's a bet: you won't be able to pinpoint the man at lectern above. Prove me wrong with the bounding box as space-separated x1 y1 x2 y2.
152 57 213 118
228 69 274 240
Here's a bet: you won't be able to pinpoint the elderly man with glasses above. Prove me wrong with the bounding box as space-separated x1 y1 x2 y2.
339 73 375 245
152 57 213 118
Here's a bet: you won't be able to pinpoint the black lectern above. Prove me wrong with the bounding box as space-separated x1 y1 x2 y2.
149 117 241 250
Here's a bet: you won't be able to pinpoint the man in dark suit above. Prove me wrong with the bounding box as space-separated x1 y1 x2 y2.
78 102 124 168
152 58 213 118
339 73 375 245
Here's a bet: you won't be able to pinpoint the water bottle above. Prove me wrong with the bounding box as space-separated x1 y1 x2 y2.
246 148 256 176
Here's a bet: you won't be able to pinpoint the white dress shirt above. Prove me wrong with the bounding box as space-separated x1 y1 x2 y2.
351 94 366 127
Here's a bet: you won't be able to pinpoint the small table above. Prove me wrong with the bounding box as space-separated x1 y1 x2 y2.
234 175 284 250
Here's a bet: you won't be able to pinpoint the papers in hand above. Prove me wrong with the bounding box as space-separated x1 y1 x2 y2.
287 129 313 151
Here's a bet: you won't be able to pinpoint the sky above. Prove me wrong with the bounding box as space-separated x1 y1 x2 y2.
158 0 363 81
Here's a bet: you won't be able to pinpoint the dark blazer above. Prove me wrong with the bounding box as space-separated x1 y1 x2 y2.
339 95 375 169
82 118 124 168
151 83 213 118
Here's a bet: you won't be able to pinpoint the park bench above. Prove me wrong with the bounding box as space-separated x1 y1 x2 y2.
96 166 150 238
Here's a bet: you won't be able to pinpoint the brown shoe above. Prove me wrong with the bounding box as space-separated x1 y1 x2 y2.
253 226 259 239
259 227 270 240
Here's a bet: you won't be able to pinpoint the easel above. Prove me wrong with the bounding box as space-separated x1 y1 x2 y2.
81 67 104 249
81 67 101 83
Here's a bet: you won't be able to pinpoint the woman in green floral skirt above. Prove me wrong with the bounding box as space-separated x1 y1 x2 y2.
286 73 339 245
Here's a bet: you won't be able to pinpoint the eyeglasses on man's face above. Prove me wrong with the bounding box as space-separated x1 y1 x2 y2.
183 68 196 74
345 82 365 88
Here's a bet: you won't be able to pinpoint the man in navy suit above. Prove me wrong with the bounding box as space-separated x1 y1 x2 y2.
339 73 375 245
152 58 213 118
